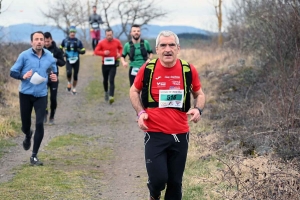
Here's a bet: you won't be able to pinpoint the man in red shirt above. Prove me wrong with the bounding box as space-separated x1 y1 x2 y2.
129 31 205 200
94 28 123 104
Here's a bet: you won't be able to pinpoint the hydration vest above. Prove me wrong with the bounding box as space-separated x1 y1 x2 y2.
66 38 78 52
141 59 192 112
129 39 148 61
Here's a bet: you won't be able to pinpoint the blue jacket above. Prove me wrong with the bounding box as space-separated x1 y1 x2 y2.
10 48 57 97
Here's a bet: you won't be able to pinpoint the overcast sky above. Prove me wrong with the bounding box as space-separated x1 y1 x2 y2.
0 0 234 32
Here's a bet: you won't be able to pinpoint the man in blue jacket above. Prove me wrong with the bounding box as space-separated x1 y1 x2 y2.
10 31 57 166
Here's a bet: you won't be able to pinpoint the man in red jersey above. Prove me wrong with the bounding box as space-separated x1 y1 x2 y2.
94 28 123 104
129 30 205 200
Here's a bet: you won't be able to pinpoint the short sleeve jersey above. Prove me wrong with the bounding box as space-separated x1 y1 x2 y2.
134 59 201 134
122 40 152 68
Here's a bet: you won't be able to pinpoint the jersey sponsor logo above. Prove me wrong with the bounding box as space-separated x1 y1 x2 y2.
165 75 180 79
157 82 166 86
160 102 170 107
169 86 180 90
172 81 180 85
175 100 181 106
155 76 161 80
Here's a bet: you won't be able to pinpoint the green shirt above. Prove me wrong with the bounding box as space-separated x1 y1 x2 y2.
122 40 152 68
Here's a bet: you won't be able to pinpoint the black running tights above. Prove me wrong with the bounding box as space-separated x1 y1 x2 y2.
144 132 189 200
102 64 117 97
19 93 47 155
66 60 80 81
46 79 59 119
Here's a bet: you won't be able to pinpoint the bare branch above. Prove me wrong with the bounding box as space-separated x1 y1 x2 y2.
98 0 168 39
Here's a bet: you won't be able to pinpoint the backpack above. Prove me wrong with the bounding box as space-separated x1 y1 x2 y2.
129 39 148 61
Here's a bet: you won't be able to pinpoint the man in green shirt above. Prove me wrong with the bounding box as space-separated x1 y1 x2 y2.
121 24 153 86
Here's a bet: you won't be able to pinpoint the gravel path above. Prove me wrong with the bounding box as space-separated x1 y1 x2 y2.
0 54 148 199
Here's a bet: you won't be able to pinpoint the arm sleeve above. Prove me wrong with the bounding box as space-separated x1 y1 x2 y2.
118 40 123 56
60 39 65 49
133 64 146 89
145 40 153 54
51 58 57 73
122 42 129 58
78 41 86 54
55 48 66 67
98 15 104 24
10 54 24 80
190 64 201 91
94 41 105 56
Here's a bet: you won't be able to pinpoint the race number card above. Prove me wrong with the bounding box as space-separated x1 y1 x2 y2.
104 57 115 65
131 68 139 76
158 90 184 108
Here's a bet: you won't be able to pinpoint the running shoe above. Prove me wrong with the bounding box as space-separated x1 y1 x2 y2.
72 89 77 95
49 118 55 125
30 156 43 166
105 92 109 101
67 83 71 92
150 196 161 200
109 96 114 104
23 130 33 151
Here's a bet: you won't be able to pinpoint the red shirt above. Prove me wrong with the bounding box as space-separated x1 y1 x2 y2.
94 38 123 63
134 59 201 134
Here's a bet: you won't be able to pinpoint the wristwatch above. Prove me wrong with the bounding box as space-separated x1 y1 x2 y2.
194 107 203 115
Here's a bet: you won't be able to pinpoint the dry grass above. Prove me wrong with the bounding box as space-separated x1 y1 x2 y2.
184 46 300 199
0 79 21 138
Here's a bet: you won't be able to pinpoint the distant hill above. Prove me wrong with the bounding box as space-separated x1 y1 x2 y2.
0 23 212 43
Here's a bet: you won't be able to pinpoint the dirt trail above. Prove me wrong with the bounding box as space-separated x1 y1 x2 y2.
0 54 148 199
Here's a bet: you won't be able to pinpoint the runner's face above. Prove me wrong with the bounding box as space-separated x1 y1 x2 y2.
93 7 97 13
44 37 52 48
69 32 76 38
106 31 113 41
31 33 44 51
131 27 141 40
156 35 180 66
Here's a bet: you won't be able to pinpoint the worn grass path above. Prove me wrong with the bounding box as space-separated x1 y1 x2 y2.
0 54 148 199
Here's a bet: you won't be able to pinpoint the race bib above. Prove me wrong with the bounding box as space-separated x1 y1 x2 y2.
92 22 99 29
68 57 78 64
104 57 115 65
159 90 184 108
131 68 139 76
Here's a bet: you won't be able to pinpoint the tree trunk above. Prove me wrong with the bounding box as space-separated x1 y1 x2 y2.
218 0 223 47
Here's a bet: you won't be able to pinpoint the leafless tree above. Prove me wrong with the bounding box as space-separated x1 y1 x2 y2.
41 0 89 42
210 0 223 46
0 0 13 15
92 0 168 39
0 0 2 15
43 0 167 42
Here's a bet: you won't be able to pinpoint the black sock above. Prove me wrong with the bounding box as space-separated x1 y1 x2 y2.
31 152 37 158
25 130 33 139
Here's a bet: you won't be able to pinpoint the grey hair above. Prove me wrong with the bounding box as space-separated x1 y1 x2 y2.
155 31 180 47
